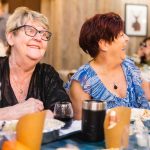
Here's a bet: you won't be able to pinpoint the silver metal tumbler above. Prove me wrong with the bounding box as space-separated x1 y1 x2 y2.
82 100 106 142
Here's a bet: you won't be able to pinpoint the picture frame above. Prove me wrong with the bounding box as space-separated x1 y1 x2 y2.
125 4 148 36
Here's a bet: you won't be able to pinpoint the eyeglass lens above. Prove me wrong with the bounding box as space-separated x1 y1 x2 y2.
24 25 52 41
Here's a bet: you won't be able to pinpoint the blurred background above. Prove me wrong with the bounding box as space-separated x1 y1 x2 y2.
1 0 150 71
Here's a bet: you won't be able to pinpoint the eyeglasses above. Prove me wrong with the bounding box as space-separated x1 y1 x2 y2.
11 25 52 41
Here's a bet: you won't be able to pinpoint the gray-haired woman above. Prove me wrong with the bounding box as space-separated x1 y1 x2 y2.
0 7 70 120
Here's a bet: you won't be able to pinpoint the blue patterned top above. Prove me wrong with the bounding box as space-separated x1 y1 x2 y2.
65 58 150 109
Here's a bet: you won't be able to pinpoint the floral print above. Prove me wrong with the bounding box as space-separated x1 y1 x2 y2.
65 58 150 110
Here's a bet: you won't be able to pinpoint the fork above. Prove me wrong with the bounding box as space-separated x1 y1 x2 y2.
0 121 6 131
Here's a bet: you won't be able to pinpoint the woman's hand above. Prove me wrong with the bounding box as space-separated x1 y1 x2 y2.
45 110 54 119
19 97 44 111
7 98 44 120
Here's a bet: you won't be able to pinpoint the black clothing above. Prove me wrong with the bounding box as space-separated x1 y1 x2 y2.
0 57 70 111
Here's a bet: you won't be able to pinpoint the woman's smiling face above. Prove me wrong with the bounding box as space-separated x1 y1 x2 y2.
108 31 129 62
7 20 49 62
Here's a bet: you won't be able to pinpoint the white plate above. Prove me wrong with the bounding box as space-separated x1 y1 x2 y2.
0 118 65 133
131 108 150 121
43 119 65 132
0 120 18 132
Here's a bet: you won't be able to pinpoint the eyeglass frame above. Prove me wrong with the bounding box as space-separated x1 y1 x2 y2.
11 25 52 41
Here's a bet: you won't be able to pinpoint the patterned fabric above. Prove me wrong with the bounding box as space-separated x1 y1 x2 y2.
65 58 150 109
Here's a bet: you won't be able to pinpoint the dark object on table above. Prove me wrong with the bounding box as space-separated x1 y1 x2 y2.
0 121 6 131
42 130 59 144
82 100 106 142
42 120 81 144
0 135 8 148
143 120 150 130
41 131 106 150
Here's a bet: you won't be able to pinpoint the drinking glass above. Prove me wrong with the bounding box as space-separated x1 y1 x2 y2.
54 101 73 129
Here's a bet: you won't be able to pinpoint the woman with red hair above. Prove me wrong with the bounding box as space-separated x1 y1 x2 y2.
65 12 150 119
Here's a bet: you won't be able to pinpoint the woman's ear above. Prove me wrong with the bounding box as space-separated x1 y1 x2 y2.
6 32 14 46
98 40 108 52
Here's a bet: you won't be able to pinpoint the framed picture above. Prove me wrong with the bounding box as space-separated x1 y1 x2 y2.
125 4 148 36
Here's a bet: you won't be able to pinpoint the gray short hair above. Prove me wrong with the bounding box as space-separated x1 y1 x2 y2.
6 7 49 33
6 7 49 55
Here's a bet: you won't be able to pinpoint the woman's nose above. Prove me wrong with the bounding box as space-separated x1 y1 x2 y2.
33 32 42 41
124 34 129 41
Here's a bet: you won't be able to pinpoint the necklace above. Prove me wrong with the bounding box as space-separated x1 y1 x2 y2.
11 75 24 94
18 88 24 94
11 73 31 103
114 83 118 90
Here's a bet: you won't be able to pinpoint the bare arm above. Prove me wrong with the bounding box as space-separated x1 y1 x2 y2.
0 98 44 120
142 81 150 100
69 80 91 120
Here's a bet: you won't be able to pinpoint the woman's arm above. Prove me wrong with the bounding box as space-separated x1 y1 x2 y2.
69 80 91 120
0 106 14 120
142 80 150 100
0 98 44 120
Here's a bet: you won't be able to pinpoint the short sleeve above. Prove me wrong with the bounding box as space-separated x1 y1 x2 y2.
65 64 96 94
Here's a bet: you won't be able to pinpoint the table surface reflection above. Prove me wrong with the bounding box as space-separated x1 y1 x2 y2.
41 132 105 150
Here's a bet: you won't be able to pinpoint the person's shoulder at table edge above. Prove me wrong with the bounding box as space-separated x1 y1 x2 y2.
35 62 60 78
